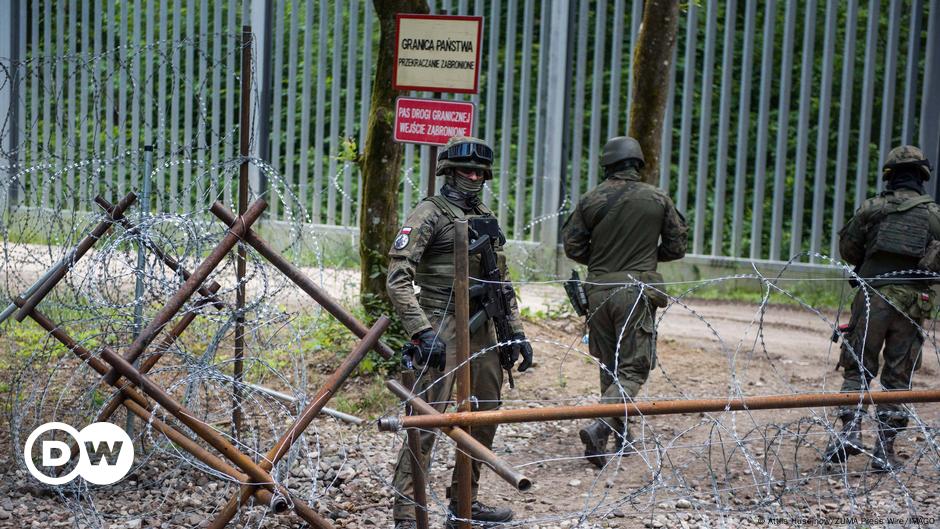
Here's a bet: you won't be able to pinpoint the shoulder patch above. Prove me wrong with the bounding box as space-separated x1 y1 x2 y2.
393 227 413 250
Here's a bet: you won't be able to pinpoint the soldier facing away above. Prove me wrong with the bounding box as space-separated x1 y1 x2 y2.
386 136 533 529
561 136 688 469
825 145 939 471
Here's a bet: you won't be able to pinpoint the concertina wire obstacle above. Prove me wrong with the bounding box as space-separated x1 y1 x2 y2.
5 190 399 528
5 178 936 527
5 31 940 529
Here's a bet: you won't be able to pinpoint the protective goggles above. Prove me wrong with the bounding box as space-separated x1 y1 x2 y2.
438 142 494 165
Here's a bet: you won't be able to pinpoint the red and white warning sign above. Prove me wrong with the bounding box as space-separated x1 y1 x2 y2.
393 97 476 146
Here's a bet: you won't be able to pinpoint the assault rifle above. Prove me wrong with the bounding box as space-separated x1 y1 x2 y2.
467 232 519 388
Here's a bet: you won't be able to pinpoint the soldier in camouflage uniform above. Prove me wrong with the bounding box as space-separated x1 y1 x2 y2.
561 136 688 469
824 145 939 471
386 136 533 529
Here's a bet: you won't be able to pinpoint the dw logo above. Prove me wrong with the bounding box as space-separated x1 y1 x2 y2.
23 422 134 485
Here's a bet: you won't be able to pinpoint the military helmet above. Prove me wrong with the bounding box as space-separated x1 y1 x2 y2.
883 145 932 181
600 136 645 168
436 136 494 180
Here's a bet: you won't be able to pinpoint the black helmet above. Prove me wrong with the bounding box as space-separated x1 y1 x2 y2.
600 136 645 169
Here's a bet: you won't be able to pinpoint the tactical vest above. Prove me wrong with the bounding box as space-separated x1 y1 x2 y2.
866 194 933 258
414 195 503 294
860 194 934 283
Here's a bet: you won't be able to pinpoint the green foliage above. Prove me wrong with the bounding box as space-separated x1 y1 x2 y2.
519 300 575 321
667 279 850 311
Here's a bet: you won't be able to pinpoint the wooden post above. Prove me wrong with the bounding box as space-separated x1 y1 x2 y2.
453 219 472 529
234 25 252 439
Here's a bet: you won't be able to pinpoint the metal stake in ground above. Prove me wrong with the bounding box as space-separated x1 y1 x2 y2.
402 371 430 529
453 218 472 529
234 24 253 440
128 145 155 440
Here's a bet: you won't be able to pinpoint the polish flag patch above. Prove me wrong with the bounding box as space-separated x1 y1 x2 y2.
394 227 413 250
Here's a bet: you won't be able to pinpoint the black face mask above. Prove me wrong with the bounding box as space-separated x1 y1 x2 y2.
441 183 481 209
885 172 926 194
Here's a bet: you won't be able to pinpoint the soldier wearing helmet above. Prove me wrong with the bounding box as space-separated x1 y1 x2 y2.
825 145 940 471
387 136 531 528
561 136 688 469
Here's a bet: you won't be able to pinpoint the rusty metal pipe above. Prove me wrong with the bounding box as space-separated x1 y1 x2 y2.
95 284 222 425
101 199 267 386
385 389 940 430
99 347 332 529
120 399 287 513
401 371 430 529
15 192 138 321
453 219 471 529
209 201 395 360
385 380 532 492
94 196 226 310
16 302 288 512
208 316 390 529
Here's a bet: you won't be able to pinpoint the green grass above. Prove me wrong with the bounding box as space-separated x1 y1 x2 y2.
667 278 851 311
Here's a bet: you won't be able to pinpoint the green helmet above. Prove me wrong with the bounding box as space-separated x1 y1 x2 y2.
436 136 494 180
883 145 932 181
600 136 645 168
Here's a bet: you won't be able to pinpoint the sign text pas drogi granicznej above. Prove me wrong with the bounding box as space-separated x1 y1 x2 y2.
393 14 483 94
394 97 476 146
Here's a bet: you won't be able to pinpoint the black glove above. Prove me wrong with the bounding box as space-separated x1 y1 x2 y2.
406 329 446 372
510 332 534 372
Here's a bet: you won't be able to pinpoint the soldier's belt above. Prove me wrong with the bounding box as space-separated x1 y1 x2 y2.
587 270 663 286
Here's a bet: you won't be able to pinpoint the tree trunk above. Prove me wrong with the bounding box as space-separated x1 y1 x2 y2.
360 0 429 315
628 0 680 185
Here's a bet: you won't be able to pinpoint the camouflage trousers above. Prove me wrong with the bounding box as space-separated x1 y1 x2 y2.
391 310 503 521
586 284 658 432
838 284 932 426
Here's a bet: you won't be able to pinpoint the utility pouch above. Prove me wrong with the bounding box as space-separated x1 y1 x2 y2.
468 216 506 246
564 270 589 316
638 271 669 308
918 240 940 273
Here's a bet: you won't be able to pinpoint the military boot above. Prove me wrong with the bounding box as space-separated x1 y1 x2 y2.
823 413 864 463
872 423 902 472
579 419 612 469
445 500 513 527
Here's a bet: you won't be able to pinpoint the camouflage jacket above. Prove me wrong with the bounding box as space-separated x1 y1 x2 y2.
386 192 523 338
561 168 688 281
839 187 940 286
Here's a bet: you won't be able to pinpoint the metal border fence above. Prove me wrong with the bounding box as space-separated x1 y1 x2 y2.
2 0 940 269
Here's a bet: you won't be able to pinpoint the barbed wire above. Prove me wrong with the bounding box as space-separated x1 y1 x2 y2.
3 37 940 529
